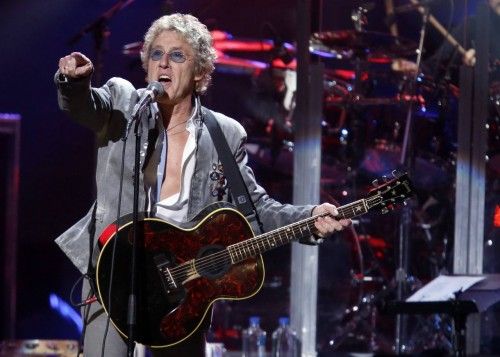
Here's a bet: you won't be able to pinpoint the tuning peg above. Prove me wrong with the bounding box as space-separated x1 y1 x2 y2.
372 179 379 187
392 169 399 178
382 175 389 183
381 207 389 214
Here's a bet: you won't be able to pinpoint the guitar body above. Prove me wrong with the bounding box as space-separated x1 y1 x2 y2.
94 173 414 349
96 204 264 348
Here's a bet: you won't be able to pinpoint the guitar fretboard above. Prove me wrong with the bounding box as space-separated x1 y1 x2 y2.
227 198 370 264
163 174 408 288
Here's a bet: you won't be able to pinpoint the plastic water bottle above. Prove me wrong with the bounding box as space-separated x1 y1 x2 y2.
242 316 266 357
271 317 301 357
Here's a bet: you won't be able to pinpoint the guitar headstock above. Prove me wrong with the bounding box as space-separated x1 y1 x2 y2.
365 172 414 213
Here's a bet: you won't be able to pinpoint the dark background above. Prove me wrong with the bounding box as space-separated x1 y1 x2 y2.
0 0 490 349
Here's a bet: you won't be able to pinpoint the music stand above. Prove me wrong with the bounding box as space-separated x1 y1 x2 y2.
381 274 500 356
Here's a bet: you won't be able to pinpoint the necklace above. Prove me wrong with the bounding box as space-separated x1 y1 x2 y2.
166 127 188 136
166 119 189 133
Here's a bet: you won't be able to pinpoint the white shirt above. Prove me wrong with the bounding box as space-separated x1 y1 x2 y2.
153 101 198 223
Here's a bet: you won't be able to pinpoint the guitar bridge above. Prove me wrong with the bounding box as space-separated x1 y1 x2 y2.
154 254 178 292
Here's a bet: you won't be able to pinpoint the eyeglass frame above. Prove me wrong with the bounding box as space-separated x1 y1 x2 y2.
149 48 190 64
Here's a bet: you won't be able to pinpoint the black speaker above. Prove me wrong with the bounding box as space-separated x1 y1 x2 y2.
0 113 20 340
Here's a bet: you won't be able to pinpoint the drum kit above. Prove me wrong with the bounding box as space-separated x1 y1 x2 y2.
121 22 462 354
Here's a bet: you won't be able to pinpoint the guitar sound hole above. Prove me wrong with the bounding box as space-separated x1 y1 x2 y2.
196 245 231 279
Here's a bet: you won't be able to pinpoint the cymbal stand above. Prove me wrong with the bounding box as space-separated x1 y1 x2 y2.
67 0 134 85
394 5 430 354
327 224 391 352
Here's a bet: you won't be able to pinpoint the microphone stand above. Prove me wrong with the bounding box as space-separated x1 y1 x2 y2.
394 5 430 354
67 0 134 85
125 108 145 357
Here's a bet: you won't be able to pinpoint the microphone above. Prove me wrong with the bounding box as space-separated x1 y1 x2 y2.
131 81 165 118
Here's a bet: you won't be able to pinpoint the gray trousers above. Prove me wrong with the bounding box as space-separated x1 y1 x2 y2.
81 279 207 357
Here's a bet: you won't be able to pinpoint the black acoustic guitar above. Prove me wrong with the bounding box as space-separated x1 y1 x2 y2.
95 173 413 347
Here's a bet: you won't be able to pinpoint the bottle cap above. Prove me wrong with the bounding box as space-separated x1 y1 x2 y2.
249 316 260 325
278 317 289 326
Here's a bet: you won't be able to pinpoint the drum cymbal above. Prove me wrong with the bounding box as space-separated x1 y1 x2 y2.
214 50 268 75
123 30 294 56
122 42 269 75
311 30 417 60
210 30 295 57
122 30 296 75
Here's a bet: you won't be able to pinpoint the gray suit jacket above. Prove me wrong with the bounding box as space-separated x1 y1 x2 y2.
54 73 315 274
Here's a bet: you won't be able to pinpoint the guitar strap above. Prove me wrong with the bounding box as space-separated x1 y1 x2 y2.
202 107 264 234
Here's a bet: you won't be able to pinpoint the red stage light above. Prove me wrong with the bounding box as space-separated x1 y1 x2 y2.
494 205 500 228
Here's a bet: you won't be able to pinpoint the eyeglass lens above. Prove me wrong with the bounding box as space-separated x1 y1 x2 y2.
150 49 187 63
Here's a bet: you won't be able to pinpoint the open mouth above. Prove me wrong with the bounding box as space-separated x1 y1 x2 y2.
158 75 171 84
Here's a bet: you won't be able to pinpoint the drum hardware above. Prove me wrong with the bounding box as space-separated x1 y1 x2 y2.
324 261 456 355
299 18 456 354
408 0 473 65
67 0 134 85
320 209 398 353
122 31 427 164
310 30 417 61
325 292 380 352
351 2 375 31
317 225 380 352
324 277 419 353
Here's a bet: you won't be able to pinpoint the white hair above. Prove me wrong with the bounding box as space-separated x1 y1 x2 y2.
141 13 217 94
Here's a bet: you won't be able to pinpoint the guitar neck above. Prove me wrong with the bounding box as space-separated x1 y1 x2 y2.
227 198 372 264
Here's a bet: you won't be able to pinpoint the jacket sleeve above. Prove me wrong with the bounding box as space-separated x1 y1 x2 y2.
54 72 136 144
229 120 318 237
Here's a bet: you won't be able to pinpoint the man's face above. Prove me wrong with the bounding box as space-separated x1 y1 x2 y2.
489 0 500 16
146 30 203 105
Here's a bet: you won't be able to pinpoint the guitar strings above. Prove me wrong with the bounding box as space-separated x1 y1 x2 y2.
167 191 393 282
167 218 318 281
167 209 347 282
167 193 394 282
167 229 295 280
166 202 368 282
166 202 369 282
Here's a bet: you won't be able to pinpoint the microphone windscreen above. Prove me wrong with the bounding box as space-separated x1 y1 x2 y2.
148 81 165 97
